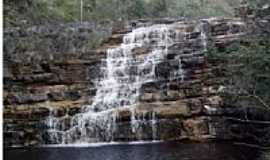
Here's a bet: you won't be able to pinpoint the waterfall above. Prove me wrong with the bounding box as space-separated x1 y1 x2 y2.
43 21 208 144
199 21 208 52
151 112 157 140
91 25 173 112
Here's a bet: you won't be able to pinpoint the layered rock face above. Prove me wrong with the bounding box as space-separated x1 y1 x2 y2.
4 18 270 147
4 22 111 146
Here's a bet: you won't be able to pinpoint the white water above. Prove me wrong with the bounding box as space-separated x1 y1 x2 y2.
44 22 208 144
41 140 164 148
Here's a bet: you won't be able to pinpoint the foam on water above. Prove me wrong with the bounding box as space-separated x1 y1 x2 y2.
41 140 164 148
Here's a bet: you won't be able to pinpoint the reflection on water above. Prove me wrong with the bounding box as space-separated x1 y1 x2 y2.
4 142 270 160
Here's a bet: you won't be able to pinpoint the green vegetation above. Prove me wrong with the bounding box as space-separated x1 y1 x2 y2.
4 0 242 27
246 0 270 8
206 3 270 110
208 38 270 109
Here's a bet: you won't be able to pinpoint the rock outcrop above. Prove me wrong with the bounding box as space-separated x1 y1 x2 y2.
4 17 270 147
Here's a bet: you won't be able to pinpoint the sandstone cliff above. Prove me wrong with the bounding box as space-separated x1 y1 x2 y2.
3 16 270 147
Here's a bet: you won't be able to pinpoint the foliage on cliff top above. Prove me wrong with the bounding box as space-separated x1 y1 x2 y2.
4 0 243 27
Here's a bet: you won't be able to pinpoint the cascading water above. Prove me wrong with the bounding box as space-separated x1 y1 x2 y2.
43 21 208 144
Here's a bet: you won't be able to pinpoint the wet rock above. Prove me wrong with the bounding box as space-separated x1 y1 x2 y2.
64 91 81 101
51 108 67 117
160 90 181 101
132 47 151 55
182 118 209 139
155 62 170 79
139 93 156 102
68 106 81 116
158 119 182 140
31 107 50 119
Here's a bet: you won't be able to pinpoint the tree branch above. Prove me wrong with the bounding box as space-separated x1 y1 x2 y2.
250 94 270 110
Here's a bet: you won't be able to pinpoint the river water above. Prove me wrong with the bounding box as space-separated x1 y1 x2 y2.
4 142 270 160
